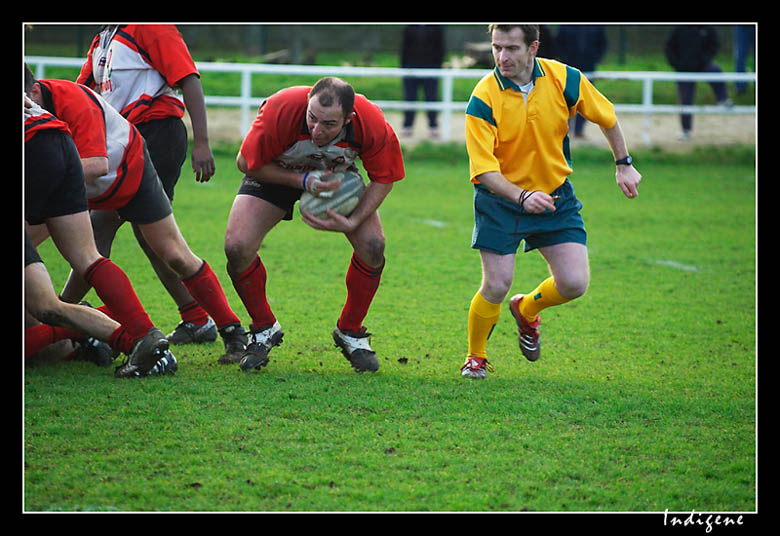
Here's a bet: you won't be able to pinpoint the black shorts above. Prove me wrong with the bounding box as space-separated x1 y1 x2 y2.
113 141 173 225
136 117 188 202
24 130 88 225
237 176 303 221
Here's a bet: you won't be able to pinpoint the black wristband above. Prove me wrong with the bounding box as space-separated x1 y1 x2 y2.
518 189 536 209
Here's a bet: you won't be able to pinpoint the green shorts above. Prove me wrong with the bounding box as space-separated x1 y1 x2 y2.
471 178 587 255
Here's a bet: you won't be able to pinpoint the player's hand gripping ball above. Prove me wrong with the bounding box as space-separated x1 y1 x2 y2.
299 170 366 219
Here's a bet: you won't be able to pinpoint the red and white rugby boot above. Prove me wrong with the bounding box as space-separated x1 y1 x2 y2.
509 294 541 362
460 356 494 379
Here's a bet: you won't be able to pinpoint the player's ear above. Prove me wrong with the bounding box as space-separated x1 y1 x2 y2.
344 111 356 126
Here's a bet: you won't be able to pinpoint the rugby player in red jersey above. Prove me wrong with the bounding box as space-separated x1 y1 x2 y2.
24 65 245 366
24 93 169 377
74 25 232 350
225 77 405 372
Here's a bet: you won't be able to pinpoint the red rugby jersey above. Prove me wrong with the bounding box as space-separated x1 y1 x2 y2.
239 86 405 184
36 79 145 210
77 24 198 125
24 94 71 142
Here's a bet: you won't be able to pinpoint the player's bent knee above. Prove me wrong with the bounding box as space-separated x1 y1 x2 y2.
224 241 257 274
557 277 589 300
360 237 385 267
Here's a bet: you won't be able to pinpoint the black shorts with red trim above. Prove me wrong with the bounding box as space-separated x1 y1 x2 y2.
24 129 88 225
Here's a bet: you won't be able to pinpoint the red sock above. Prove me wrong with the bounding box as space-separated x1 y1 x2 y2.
179 300 209 326
337 254 384 333
109 326 136 354
230 255 275 332
84 257 154 339
181 261 240 330
25 324 61 358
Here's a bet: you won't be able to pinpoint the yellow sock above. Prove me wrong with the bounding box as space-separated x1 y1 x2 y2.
518 276 569 321
467 291 501 358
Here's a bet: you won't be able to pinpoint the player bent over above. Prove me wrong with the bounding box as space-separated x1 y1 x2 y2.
24 96 168 377
224 77 405 372
76 24 221 347
24 66 248 365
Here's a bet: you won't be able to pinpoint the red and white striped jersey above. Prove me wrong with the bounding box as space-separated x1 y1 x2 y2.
240 86 405 184
24 93 71 142
77 24 199 125
36 79 146 210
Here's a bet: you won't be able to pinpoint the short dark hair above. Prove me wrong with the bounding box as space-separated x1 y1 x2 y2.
488 24 540 46
24 63 37 93
309 77 355 117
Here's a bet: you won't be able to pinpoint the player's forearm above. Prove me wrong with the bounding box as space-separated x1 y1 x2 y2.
179 74 209 145
599 119 630 161
475 171 525 204
348 181 393 225
236 153 304 189
81 156 109 184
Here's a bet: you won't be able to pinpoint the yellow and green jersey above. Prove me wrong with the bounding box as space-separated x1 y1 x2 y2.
466 58 616 193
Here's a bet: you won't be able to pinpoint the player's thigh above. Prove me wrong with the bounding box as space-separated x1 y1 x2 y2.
225 195 286 268
45 212 102 274
345 210 385 267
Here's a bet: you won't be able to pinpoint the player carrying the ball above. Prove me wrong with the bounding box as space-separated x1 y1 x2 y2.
461 25 642 379
225 77 405 373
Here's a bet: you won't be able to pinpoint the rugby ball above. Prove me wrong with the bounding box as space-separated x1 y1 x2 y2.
299 170 366 219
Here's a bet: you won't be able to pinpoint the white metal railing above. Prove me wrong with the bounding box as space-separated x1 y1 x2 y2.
25 56 756 144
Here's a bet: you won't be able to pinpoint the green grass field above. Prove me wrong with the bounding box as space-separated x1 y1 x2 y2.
24 141 756 513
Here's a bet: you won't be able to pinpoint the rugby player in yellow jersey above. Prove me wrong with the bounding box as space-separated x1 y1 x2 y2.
461 24 642 379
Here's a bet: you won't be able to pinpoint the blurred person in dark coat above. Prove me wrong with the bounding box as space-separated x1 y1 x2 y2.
400 25 444 139
556 25 608 138
665 25 732 140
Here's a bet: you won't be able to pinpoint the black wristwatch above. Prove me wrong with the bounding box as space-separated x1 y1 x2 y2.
616 155 633 166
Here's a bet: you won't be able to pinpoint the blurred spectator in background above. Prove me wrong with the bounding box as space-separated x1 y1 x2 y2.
400 25 444 139
556 25 608 139
664 25 732 140
733 24 755 95
536 25 558 61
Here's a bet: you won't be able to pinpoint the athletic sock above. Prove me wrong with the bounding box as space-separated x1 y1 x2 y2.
337 253 383 333
178 300 210 326
109 326 136 354
25 324 60 358
84 257 154 339
181 261 241 330
24 323 135 358
467 291 501 358
518 276 570 322
230 255 275 332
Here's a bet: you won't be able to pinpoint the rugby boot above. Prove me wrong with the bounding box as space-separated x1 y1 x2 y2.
217 323 249 364
333 326 379 373
72 337 114 367
134 348 178 377
460 356 494 379
114 327 169 378
167 317 218 345
238 321 284 371
509 294 541 361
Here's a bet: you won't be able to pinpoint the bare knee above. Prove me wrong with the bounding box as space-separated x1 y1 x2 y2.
224 238 260 276
357 236 385 268
480 274 513 303
555 275 589 300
